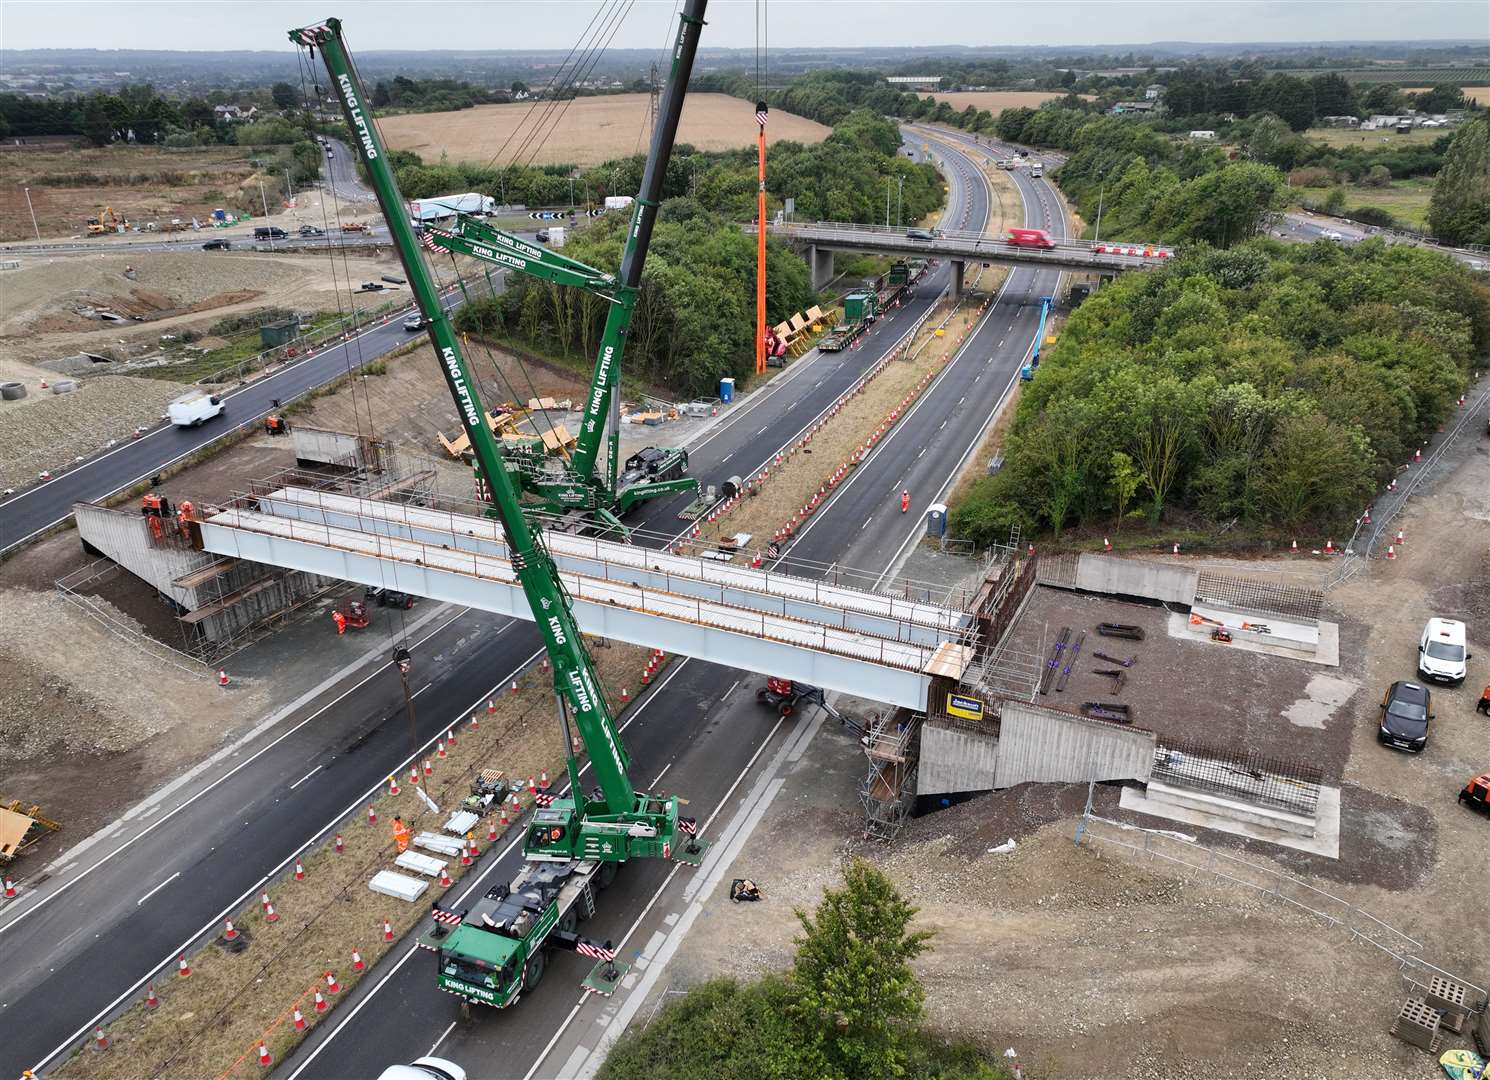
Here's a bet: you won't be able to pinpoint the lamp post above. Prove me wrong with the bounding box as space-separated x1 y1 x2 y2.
897 175 905 227
23 187 41 240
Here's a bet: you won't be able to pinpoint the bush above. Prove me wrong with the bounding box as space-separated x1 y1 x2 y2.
1360 164 1392 188
1288 166 1333 188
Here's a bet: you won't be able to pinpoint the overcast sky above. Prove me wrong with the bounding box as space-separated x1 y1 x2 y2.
2 1 1485 52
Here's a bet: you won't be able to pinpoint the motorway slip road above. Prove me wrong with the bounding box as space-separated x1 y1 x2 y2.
0 287 460 552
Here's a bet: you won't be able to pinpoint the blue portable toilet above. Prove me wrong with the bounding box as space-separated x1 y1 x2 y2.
719 377 735 404
926 502 948 538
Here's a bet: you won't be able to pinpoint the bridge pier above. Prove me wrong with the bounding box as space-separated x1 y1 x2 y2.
951 259 965 297
809 245 834 292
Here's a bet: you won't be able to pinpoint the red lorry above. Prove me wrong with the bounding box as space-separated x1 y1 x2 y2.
1007 227 1057 249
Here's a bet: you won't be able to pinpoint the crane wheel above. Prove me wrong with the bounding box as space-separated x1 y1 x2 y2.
558 908 579 935
778 702 795 718
523 947 546 990
594 860 619 891
755 688 771 704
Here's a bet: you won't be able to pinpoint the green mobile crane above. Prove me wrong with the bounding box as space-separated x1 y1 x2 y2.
291 2 709 1009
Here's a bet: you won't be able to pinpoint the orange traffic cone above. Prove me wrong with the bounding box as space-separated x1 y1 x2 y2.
1103 537 1111 552
264 902 279 924
223 920 239 941
1386 544 1397 560
487 698 496 714
367 805 377 825
178 955 191 978
293 1006 307 1031
352 949 365 973
294 860 305 882
1172 543 1180 555
218 670 230 687
446 727 456 747
93 1027 110 1052
527 775 536 795
440 865 453 887
388 774 399 796
621 687 630 703
423 759 433 777
145 983 159 1009
488 818 498 842
1395 529 1405 545
1291 539 1298 552
4 877 16 899
325 970 340 994
539 769 550 791
313 989 328 1012
510 680 519 696
335 833 344 853
437 740 446 759
257 1041 272 1068
383 918 394 942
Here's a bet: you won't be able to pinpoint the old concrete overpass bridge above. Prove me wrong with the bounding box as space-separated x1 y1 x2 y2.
750 221 1173 292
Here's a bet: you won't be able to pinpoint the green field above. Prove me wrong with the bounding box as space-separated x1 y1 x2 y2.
1305 126 1449 149
1293 177 1434 229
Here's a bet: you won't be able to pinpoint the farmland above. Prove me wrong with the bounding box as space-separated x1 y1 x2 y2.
1292 177 1435 229
1304 125 1451 149
1403 85 1490 103
916 90 1094 113
0 144 266 241
377 92 829 166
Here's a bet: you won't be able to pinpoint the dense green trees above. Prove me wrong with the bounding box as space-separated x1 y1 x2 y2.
1428 117 1490 246
950 240 1488 545
597 862 1004 1080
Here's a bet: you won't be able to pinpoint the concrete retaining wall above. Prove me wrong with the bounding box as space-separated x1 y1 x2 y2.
1073 554 1197 605
993 701 1155 788
75 503 208 608
918 720 1000 795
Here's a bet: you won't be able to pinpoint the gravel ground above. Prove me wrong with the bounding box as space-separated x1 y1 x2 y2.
0 373 191 492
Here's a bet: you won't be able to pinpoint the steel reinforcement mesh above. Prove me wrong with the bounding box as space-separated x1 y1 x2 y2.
1194 571 1324 625
1151 736 1324 817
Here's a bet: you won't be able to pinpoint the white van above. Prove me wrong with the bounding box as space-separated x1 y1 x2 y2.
1418 617 1469 685
168 391 226 427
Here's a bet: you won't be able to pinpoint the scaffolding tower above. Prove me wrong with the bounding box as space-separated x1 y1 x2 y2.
860 709 921 841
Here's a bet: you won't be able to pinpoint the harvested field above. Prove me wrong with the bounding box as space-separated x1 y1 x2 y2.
0 373 191 492
0 250 403 362
1402 86 1490 103
379 93 829 167
53 639 656 1080
0 144 268 241
917 90 1095 114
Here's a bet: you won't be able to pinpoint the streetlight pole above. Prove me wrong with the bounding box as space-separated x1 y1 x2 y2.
1093 183 1105 245
897 175 905 227
23 187 41 240
885 177 891 227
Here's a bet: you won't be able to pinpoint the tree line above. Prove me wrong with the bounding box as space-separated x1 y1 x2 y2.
950 240 1489 546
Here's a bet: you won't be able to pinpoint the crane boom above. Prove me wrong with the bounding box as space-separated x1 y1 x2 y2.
292 14 702 864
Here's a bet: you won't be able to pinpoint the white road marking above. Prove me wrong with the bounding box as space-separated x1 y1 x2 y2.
862 516 874 530
135 872 179 907
957 396 965 405
288 766 322 790
719 452 732 464
755 425 769 436
429 1021 457 1056
411 681 433 699
786 400 797 410
939 420 947 430
917 447 927 459
649 763 672 788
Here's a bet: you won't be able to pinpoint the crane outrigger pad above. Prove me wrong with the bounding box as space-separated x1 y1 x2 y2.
582 958 631 997
671 835 711 867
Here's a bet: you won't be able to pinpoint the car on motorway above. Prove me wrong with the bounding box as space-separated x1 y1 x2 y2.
906 228 937 240
254 226 289 241
402 312 428 332
1321 229 1345 242
201 238 231 250
1378 680 1433 753
299 224 325 237
1418 617 1469 685
376 1058 466 1080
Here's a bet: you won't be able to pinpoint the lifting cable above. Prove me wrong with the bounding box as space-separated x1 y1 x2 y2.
296 37 407 644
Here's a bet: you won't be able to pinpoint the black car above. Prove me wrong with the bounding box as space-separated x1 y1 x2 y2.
1378 680 1433 752
202 238 231 250
299 225 325 237
906 228 934 241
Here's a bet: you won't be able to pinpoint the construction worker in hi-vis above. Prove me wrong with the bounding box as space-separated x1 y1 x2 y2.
392 816 410 853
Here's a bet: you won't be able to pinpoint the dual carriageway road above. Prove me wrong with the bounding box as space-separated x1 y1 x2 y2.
0 127 1062 1078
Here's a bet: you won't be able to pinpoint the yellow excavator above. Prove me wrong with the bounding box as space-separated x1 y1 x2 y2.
86 207 128 236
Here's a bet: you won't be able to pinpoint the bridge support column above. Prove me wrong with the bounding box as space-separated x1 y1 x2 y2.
808 245 834 292
951 259 965 297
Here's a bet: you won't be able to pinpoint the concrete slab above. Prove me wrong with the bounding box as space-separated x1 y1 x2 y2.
368 869 429 902
1167 610 1340 667
394 850 448 878
1120 783 1341 859
1282 673 1359 730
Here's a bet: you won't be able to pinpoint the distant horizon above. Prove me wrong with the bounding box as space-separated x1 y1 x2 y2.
1 0 1485 54
3 38 1487 58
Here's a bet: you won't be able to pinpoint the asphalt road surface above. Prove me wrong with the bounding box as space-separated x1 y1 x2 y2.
0 131 992 1079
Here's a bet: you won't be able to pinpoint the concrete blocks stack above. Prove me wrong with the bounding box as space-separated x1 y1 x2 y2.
1390 997 1443 1052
